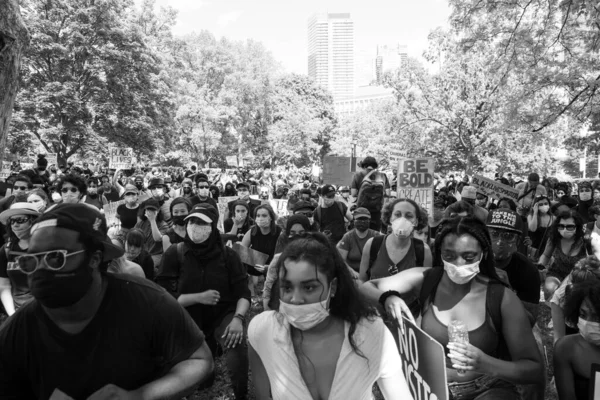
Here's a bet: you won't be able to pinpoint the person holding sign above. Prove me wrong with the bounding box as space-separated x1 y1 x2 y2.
248 233 411 400
361 216 544 399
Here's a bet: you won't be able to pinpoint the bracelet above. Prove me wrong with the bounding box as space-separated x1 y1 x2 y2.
378 290 402 308
233 313 246 323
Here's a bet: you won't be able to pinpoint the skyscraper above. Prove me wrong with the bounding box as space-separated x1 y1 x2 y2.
375 43 408 84
307 13 355 101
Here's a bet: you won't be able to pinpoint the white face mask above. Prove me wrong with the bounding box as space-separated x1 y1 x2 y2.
279 287 331 331
443 259 481 285
559 229 576 239
580 192 592 201
538 205 550 214
392 217 414 238
255 217 270 228
578 318 600 346
187 224 212 243
198 188 209 197
52 192 62 202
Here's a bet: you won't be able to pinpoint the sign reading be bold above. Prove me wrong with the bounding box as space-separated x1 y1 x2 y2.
397 158 435 217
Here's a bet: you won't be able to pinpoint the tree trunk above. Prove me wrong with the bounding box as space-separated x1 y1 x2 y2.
0 0 29 166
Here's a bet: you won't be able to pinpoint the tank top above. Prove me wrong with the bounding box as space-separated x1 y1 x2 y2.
370 235 417 279
250 226 282 264
548 238 587 281
421 288 499 369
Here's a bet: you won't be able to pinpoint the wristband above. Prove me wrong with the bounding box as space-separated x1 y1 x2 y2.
378 290 402 308
233 313 246 323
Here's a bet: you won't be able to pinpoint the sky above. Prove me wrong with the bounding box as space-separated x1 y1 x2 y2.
151 0 452 74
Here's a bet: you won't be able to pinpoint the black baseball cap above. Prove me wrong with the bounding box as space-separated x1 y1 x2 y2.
30 203 124 261
321 184 336 197
236 182 250 190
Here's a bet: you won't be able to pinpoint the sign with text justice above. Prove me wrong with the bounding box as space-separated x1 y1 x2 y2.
397 158 435 216
398 317 448 400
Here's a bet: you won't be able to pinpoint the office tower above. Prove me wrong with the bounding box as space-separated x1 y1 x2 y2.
375 43 408 84
307 13 355 100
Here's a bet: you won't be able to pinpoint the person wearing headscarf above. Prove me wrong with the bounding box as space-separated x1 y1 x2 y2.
156 204 250 400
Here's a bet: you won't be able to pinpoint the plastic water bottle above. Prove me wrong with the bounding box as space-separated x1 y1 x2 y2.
448 320 469 375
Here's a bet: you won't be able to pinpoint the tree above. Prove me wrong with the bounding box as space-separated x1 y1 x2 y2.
0 0 29 166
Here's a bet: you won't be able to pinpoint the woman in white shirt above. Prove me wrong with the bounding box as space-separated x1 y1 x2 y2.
248 232 411 400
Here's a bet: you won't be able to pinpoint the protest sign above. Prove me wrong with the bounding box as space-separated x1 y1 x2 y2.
217 196 238 232
46 153 58 167
322 156 354 187
232 243 269 267
471 175 519 201
0 161 12 179
269 199 289 217
109 147 133 169
398 317 449 400
103 200 126 227
389 149 408 164
226 156 238 167
396 158 435 217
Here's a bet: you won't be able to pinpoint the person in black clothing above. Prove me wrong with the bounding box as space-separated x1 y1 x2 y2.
226 182 261 221
99 174 122 203
124 228 155 280
0 203 213 398
161 197 192 252
314 184 353 245
156 205 250 400
209 184 220 201
223 200 254 244
223 182 237 197
191 178 218 210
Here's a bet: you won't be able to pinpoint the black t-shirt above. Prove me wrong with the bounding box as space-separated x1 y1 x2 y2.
190 196 218 211
0 274 204 399
117 204 139 229
316 202 348 244
503 252 541 304
99 187 122 203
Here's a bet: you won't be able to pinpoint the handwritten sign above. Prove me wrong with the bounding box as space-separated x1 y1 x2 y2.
217 196 239 232
232 243 269 267
103 200 126 226
269 199 289 217
0 161 12 179
322 156 354 187
226 156 238 167
398 317 449 400
46 153 58 167
471 175 519 201
396 158 435 217
109 147 133 169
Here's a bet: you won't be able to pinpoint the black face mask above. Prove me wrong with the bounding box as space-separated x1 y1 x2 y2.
183 187 192 194
29 264 93 309
173 216 186 226
135 182 143 190
354 220 370 232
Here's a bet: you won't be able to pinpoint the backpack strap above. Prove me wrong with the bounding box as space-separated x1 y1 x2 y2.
367 235 386 280
412 238 425 266
418 267 444 316
315 206 322 225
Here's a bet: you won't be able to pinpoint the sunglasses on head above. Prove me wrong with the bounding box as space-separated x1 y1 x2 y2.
9 217 30 225
61 187 78 193
14 249 86 275
558 224 576 231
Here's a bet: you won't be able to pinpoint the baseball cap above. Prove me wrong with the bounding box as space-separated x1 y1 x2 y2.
148 177 164 189
30 203 124 261
353 207 371 219
142 198 160 211
185 204 218 225
321 184 336 198
0 203 41 225
293 200 316 212
123 184 138 196
236 182 250 190
486 208 523 234
461 186 477 200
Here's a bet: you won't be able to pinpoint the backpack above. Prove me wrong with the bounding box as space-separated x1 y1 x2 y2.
357 169 385 212
418 267 510 360
367 235 425 279
314 201 345 226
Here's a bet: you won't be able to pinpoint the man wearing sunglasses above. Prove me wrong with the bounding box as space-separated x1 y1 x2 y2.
0 174 32 213
191 177 218 210
0 203 213 398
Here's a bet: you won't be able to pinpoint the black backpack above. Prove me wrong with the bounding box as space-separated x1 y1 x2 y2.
356 169 385 212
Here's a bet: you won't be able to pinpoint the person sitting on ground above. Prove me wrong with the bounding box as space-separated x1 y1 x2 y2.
337 207 381 275
223 200 254 244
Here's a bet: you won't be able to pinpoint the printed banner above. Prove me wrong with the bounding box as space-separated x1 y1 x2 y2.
471 175 519 201
322 156 354 187
232 243 269 267
396 158 435 217
109 147 133 170
398 317 449 400
217 196 239 232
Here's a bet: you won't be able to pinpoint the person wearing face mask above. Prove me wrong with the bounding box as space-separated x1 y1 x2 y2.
26 188 49 213
241 204 282 301
0 203 213 397
359 199 432 288
133 198 169 270
133 175 148 197
223 201 253 244
0 203 41 315
249 233 411 400
140 177 173 228
361 216 544 399
109 228 154 279
161 197 192 252
115 184 141 242
314 184 353 245
226 182 260 222
576 181 595 222
82 177 108 210
156 205 250 400
554 279 600 400
293 200 319 231
57 174 87 204
0 174 33 214
178 178 195 200
527 196 554 261
337 208 381 275
192 178 218 210
516 173 547 219
539 210 587 300
460 186 489 224
223 182 237 197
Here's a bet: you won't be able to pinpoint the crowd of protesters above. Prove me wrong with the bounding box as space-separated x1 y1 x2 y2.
0 153 598 399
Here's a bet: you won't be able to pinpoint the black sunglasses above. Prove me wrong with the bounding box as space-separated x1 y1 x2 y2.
558 224 576 231
61 187 78 193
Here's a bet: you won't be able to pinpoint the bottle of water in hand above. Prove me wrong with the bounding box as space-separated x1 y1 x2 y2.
448 319 469 375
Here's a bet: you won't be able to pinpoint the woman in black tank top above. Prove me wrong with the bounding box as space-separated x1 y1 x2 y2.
360 216 544 399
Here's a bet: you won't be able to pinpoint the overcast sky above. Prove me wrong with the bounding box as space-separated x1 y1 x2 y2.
151 0 451 73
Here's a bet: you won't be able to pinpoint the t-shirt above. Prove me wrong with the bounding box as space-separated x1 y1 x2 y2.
316 201 348 244
0 274 204 399
502 252 541 304
0 242 31 310
337 229 380 271
116 204 139 229
248 312 402 400
190 196 218 211
99 187 122 203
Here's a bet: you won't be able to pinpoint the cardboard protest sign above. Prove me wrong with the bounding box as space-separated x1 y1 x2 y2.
217 196 239 232
396 158 435 217
226 156 238 167
103 200 126 226
471 175 519 201
322 156 354 187
232 243 269 267
0 161 12 179
269 199 289 217
46 153 58 167
398 317 449 400
109 147 133 169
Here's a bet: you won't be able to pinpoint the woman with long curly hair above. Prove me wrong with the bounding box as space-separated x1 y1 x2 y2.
249 233 411 399
360 216 543 399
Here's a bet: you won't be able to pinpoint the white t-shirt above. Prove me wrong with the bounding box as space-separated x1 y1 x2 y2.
248 311 403 400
